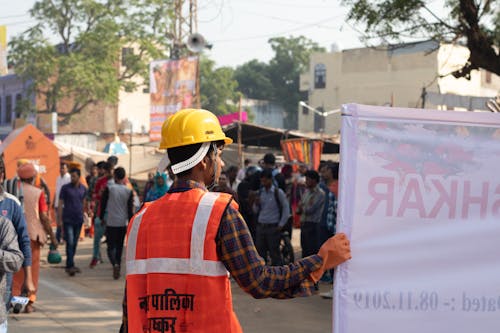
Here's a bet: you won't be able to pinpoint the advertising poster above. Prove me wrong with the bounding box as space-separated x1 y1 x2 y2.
334 104 500 333
149 56 198 141
0 25 7 75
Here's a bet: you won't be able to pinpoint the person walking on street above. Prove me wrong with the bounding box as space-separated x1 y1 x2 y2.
319 162 340 297
212 171 237 199
143 172 169 202
12 163 57 313
253 168 290 266
120 108 352 333
58 168 87 276
0 163 33 311
54 162 70 244
99 167 134 280
89 162 112 268
0 215 24 333
226 165 240 194
296 170 325 257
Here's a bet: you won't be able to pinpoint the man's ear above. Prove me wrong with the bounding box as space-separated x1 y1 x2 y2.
198 155 210 171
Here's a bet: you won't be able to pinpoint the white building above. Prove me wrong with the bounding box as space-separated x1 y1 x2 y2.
299 40 499 135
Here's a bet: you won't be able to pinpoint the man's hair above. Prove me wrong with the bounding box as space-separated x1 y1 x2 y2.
96 161 106 169
325 162 339 180
114 167 126 180
69 168 81 177
101 162 112 172
305 169 320 183
227 165 238 174
107 155 118 167
263 153 276 165
167 140 223 177
260 168 274 179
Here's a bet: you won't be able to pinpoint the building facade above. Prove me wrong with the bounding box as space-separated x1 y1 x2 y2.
241 98 285 129
299 40 500 135
0 74 31 137
0 47 151 137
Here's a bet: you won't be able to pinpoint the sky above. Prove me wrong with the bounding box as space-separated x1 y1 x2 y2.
0 0 365 68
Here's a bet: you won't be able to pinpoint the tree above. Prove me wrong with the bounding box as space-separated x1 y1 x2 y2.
8 0 172 125
342 0 500 79
234 60 274 101
199 57 240 115
267 36 325 129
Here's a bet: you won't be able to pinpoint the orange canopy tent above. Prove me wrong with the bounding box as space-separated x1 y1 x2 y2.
0 124 59 201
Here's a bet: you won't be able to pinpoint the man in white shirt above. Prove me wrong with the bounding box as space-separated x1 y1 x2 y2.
54 162 71 244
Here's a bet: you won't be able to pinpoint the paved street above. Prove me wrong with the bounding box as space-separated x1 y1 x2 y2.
9 231 334 333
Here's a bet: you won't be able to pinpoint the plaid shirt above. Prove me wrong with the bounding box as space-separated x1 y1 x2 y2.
120 180 322 332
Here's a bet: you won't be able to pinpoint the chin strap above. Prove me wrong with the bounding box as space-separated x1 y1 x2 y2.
206 142 219 191
170 142 211 175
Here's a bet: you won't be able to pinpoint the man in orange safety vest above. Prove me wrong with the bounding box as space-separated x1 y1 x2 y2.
122 108 351 333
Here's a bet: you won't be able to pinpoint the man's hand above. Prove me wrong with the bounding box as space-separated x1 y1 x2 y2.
23 273 36 296
310 233 351 282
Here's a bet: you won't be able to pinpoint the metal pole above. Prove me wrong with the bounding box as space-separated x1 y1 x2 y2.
237 95 242 170
129 123 132 176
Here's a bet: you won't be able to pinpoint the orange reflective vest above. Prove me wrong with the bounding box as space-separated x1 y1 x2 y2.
126 188 243 333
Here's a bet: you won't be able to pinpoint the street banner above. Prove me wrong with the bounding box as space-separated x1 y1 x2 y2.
149 56 198 141
217 111 248 126
334 104 500 333
0 25 7 75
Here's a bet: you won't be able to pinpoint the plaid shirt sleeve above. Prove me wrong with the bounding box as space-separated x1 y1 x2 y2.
216 203 323 299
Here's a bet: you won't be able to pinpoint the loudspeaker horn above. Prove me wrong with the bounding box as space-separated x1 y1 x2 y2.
186 33 211 53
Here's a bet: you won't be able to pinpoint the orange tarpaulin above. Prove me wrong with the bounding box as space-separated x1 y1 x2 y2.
281 139 324 171
0 124 59 202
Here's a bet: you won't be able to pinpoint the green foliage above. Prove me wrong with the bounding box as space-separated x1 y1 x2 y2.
342 0 500 78
231 36 324 129
8 0 173 125
268 36 325 129
234 60 273 100
199 57 240 115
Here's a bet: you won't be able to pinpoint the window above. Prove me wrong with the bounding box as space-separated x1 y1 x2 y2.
15 94 22 118
122 47 134 67
314 63 326 89
5 95 12 124
302 105 309 115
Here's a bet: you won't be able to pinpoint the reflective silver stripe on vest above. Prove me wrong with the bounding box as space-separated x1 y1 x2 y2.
126 207 148 265
126 192 228 277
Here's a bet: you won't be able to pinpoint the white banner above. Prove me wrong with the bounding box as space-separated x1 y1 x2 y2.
334 104 500 333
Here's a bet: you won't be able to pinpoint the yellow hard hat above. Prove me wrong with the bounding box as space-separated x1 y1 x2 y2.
159 109 233 149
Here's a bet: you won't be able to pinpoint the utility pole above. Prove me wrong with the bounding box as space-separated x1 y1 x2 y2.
421 87 427 109
171 0 201 108
237 95 243 170
171 0 198 59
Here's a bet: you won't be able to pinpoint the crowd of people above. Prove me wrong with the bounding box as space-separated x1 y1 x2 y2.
0 129 345 331
214 152 340 289
0 154 142 327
